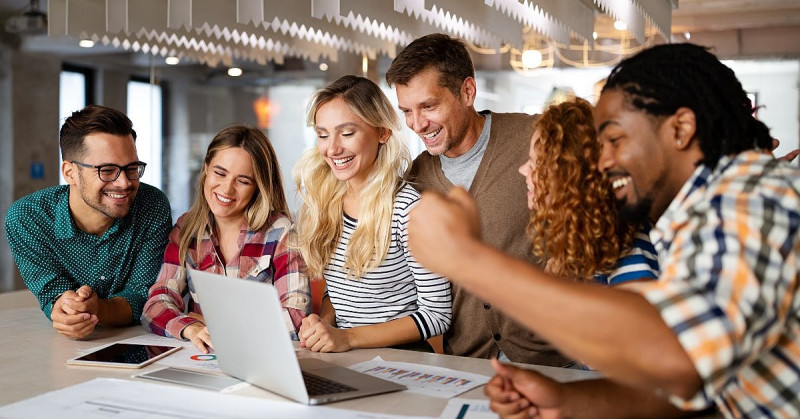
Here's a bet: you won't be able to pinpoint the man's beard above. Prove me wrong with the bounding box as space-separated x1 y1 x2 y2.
77 171 135 220
619 197 653 225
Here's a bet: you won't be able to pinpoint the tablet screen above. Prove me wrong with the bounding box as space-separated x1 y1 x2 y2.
68 343 181 368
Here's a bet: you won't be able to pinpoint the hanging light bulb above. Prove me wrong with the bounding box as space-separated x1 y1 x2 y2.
521 49 543 68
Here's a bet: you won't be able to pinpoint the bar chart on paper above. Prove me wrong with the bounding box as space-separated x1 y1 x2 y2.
348 356 490 398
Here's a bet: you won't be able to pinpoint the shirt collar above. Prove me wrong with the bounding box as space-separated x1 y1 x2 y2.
650 154 739 253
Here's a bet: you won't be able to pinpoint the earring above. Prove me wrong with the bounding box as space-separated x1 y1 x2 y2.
677 140 683 147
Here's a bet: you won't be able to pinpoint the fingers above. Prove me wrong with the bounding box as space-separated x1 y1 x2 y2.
61 297 89 314
486 374 531 417
447 187 481 236
52 313 98 339
489 399 532 419
491 358 521 378
76 285 94 299
183 323 213 353
780 149 800 163
191 328 213 354
301 323 336 353
447 186 472 204
298 314 323 343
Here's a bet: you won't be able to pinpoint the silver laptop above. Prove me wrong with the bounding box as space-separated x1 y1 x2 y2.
190 269 406 405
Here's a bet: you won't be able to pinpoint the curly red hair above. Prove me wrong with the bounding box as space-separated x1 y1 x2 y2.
526 97 634 280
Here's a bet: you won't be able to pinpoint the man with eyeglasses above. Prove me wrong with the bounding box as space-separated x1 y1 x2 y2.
5 105 171 339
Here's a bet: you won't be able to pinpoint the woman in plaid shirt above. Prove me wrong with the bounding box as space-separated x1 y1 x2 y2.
141 126 311 352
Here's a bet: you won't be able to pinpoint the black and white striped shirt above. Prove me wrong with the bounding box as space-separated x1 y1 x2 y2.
323 184 452 339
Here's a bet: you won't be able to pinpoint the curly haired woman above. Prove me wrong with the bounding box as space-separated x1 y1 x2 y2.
518 97 658 284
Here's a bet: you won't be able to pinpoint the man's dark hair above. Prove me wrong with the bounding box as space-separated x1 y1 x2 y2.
59 105 137 161
386 33 474 97
603 43 772 169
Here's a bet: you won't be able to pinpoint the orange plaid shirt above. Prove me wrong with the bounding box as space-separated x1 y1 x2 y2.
625 151 800 417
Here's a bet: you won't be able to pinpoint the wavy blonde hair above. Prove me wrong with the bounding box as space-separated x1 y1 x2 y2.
294 75 411 279
179 125 290 266
527 97 635 280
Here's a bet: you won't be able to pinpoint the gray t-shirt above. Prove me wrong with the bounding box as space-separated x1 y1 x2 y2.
440 112 491 189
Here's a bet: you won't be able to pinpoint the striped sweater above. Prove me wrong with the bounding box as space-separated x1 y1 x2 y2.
323 184 452 340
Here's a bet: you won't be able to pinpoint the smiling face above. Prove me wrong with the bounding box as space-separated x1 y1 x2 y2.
315 97 387 189
518 129 540 210
595 89 675 222
203 146 257 224
395 67 474 158
65 132 140 226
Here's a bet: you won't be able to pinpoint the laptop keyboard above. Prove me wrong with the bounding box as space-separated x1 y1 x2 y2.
302 371 357 396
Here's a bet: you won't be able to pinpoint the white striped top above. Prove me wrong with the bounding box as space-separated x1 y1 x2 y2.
323 184 452 340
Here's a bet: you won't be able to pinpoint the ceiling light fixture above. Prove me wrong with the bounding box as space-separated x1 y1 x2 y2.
227 67 242 77
319 62 328 71
78 39 94 48
165 56 180 65
521 49 543 68
613 21 627 31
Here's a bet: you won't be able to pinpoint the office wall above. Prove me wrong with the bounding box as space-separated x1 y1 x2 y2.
0 46 13 292
0 50 61 292
729 60 800 158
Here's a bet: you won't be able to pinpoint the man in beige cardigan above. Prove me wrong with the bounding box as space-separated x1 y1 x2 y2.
386 33 570 367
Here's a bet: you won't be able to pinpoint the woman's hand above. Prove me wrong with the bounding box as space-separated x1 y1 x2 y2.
182 322 214 353
298 314 352 352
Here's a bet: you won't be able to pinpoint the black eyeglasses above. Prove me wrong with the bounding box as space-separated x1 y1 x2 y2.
71 161 147 182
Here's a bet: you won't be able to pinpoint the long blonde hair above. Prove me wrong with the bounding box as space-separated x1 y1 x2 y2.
179 125 290 266
294 75 411 279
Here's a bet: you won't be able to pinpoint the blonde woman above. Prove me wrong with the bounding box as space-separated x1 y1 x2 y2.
295 75 451 352
142 126 310 352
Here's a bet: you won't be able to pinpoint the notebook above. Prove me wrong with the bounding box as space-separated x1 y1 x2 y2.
190 269 406 405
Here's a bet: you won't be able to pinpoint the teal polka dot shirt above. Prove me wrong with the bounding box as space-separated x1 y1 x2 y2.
4 183 172 322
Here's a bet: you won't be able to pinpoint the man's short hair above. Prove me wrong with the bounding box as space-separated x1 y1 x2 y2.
59 105 137 161
603 43 772 169
385 33 475 97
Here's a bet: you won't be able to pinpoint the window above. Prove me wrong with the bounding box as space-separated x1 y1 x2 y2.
59 67 90 184
127 80 163 189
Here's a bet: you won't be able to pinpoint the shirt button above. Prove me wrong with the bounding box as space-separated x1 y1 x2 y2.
483 303 491 310
493 333 501 341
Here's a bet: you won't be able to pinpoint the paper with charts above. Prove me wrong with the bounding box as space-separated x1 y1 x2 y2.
348 356 491 398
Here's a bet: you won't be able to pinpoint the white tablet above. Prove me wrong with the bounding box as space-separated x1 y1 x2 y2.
67 343 181 369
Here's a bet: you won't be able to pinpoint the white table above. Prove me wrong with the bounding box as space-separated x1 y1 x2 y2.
0 290 599 416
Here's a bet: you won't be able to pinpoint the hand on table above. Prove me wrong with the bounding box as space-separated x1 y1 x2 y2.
298 314 351 352
408 187 481 276
60 285 99 316
485 359 565 419
51 290 98 339
182 322 214 353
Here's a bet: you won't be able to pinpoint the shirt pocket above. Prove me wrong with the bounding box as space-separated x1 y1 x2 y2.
243 255 273 282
